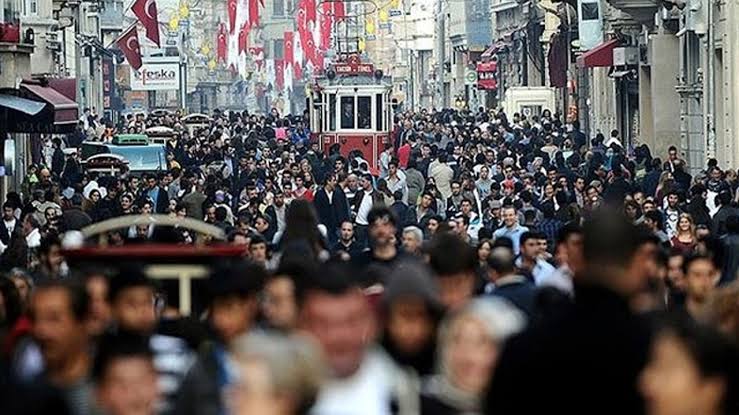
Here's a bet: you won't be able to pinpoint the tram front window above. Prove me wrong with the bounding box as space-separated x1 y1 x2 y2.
340 96 354 129
357 96 371 129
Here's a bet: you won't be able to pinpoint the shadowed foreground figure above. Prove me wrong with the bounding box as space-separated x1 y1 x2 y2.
486 213 660 415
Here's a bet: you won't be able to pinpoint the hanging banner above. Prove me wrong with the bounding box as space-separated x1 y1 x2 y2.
476 62 497 90
578 0 603 50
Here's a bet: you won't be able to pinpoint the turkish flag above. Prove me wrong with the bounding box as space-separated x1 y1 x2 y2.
319 0 333 51
249 0 260 28
238 22 249 54
217 23 227 62
131 0 160 47
305 0 316 24
284 31 294 66
293 35 303 79
275 59 284 90
117 25 142 70
335 0 345 21
228 0 237 33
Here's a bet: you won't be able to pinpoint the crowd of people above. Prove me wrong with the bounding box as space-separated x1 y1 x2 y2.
0 105 738 415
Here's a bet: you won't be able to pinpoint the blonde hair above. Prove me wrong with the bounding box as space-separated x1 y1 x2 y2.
436 298 526 376
677 213 697 240
231 332 325 414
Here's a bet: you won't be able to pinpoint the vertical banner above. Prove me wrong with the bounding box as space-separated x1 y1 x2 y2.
578 0 602 50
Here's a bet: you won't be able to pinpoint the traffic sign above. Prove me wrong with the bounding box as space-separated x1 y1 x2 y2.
465 69 477 85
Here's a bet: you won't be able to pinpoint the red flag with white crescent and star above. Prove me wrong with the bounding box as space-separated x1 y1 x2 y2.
228 0 238 33
284 31 294 67
275 59 284 90
238 22 249 54
249 0 260 28
335 0 345 21
116 25 142 70
217 22 227 62
131 0 160 47
305 0 316 24
319 0 333 52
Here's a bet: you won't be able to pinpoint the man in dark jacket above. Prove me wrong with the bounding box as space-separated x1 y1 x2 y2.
141 173 169 214
390 191 416 228
51 138 65 177
686 184 712 227
313 173 350 246
642 159 662 197
175 262 265 415
712 191 737 237
61 193 92 231
484 245 537 317
720 216 739 284
486 214 658 415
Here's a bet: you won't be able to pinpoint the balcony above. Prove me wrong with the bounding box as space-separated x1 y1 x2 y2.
605 0 660 25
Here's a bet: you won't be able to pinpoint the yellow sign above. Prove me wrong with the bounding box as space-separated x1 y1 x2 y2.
169 16 179 31
179 3 190 18
358 38 366 51
379 9 389 22
366 19 376 35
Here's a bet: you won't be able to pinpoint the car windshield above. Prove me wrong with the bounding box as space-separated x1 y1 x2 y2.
108 145 164 171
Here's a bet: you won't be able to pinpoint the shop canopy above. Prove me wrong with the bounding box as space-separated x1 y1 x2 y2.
577 39 619 68
0 80 79 134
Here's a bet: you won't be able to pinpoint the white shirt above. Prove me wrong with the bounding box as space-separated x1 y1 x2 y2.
311 351 396 415
356 190 374 226
3 218 16 236
26 228 41 249
516 257 556 285
537 265 575 296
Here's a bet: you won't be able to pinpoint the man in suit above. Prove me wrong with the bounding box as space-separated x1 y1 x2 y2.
141 173 169 214
0 202 19 246
313 173 350 246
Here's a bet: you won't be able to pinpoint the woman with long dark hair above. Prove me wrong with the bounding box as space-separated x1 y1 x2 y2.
278 199 327 262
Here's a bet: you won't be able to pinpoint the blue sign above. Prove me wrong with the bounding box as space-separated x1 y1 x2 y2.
466 0 491 51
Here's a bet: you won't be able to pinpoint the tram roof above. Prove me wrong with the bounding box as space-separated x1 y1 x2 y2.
316 76 392 89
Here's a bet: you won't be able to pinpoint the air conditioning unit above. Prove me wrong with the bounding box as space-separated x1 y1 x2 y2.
613 47 639 66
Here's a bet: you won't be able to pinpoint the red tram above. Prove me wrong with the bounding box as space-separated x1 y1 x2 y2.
307 55 394 171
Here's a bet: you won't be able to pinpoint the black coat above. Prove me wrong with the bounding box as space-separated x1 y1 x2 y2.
712 205 738 237
140 186 170 214
313 187 350 233
686 197 712 227
0 220 19 246
51 149 65 176
486 283 651 415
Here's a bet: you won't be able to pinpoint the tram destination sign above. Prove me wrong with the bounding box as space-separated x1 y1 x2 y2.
334 62 375 75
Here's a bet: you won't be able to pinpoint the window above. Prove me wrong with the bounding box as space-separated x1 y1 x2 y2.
328 94 336 131
375 94 383 131
581 2 599 21
273 0 284 16
357 97 371 129
273 40 284 59
340 96 355 129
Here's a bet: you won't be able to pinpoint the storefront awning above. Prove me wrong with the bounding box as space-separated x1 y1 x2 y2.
0 94 46 116
577 39 619 68
0 82 79 134
21 82 79 129
481 45 497 59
